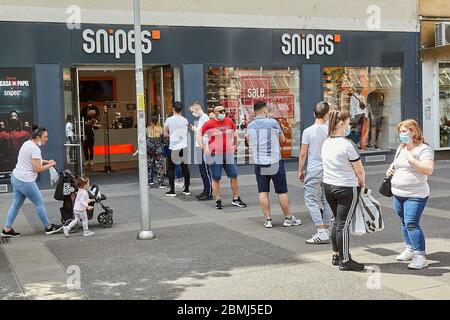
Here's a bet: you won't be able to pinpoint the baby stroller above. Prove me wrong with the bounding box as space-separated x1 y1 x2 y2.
53 168 114 228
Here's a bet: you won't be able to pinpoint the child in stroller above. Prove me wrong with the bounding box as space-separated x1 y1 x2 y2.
54 168 113 229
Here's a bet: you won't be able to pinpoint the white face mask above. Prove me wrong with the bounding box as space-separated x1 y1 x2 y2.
37 139 42 147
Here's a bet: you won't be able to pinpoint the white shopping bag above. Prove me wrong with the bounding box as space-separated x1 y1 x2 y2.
351 203 367 235
359 188 384 233
49 167 59 186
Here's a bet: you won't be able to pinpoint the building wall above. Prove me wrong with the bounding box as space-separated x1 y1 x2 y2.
419 0 450 151
0 0 419 32
419 0 450 17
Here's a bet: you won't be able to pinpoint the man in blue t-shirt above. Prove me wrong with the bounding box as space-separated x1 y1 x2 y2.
246 101 302 229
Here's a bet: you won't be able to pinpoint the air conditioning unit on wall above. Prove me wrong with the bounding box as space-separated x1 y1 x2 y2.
435 22 450 47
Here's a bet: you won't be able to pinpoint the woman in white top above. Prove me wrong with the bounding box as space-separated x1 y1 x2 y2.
1 127 63 237
321 110 366 271
386 119 434 270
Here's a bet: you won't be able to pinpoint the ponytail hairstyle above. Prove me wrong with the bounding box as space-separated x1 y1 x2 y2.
327 109 351 137
31 125 47 139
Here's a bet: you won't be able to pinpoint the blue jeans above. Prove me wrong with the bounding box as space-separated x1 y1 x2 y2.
5 174 51 229
393 195 428 255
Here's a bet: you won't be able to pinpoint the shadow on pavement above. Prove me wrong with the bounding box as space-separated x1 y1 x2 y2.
372 252 450 277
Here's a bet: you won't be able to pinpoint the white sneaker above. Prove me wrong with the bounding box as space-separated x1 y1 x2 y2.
89 160 94 166
63 226 70 238
283 215 302 227
306 231 330 244
396 248 415 261
264 219 273 228
83 230 95 237
408 255 428 269
84 161 89 166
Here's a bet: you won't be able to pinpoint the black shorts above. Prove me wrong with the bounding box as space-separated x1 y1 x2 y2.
254 160 288 194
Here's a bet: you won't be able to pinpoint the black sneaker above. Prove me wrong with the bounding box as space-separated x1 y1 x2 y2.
183 188 190 196
198 194 213 201
232 197 247 208
45 224 63 235
215 199 223 209
195 192 206 199
1 228 22 238
165 190 176 197
332 254 340 266
339 258 365 271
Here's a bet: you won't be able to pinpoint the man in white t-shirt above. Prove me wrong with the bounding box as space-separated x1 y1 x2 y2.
298 101 333 244
189 101 213 201
164 101 190 197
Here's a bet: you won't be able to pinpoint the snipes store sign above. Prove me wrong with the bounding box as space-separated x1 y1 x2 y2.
281 33 341 59
82 28 161 59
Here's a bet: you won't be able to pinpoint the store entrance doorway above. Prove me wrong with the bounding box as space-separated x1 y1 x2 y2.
66 65 180 182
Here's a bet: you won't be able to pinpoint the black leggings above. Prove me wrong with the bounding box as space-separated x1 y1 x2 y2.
83 140 94 161
168 148 190 191
324 183 360 262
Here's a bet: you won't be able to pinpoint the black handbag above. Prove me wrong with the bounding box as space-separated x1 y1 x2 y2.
379 147 401 198
379 176 393 197
353 94 366 110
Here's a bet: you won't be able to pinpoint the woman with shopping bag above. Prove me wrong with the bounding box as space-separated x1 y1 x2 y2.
1 126 63 237
322 110 366 272
385 119 434 270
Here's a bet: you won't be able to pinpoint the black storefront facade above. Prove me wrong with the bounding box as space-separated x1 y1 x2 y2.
0 21 420 189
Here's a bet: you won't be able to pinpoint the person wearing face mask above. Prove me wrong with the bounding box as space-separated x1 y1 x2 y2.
386 119 434 270
146 115 167 189
321 109 366 271
246 101 301 228
197 105 247 210
298 101 333 244
189 102 213 201
1 126 63 237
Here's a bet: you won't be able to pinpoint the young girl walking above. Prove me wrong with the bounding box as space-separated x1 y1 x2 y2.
63 176 95 237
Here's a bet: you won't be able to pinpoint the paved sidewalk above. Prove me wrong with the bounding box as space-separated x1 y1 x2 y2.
1 161 450 299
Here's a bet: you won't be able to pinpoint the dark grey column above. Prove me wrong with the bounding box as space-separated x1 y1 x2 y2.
34 64 64 189
402 33 421 123
301 64 323 130
181 64 205 167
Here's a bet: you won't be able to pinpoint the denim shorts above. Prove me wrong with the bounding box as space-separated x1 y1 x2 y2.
254 160 288 194
209 153 238 181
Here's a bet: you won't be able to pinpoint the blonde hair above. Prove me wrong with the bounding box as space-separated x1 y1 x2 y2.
396 119 427 146
147 122 163 139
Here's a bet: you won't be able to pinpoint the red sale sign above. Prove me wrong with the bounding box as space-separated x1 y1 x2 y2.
241 76 270 101
269 95 294 118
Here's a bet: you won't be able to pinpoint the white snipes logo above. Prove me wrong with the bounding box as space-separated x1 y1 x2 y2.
281 33 340 59
82 28 152 59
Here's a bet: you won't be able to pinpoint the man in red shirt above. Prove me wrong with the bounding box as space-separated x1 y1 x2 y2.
196 105 247 210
